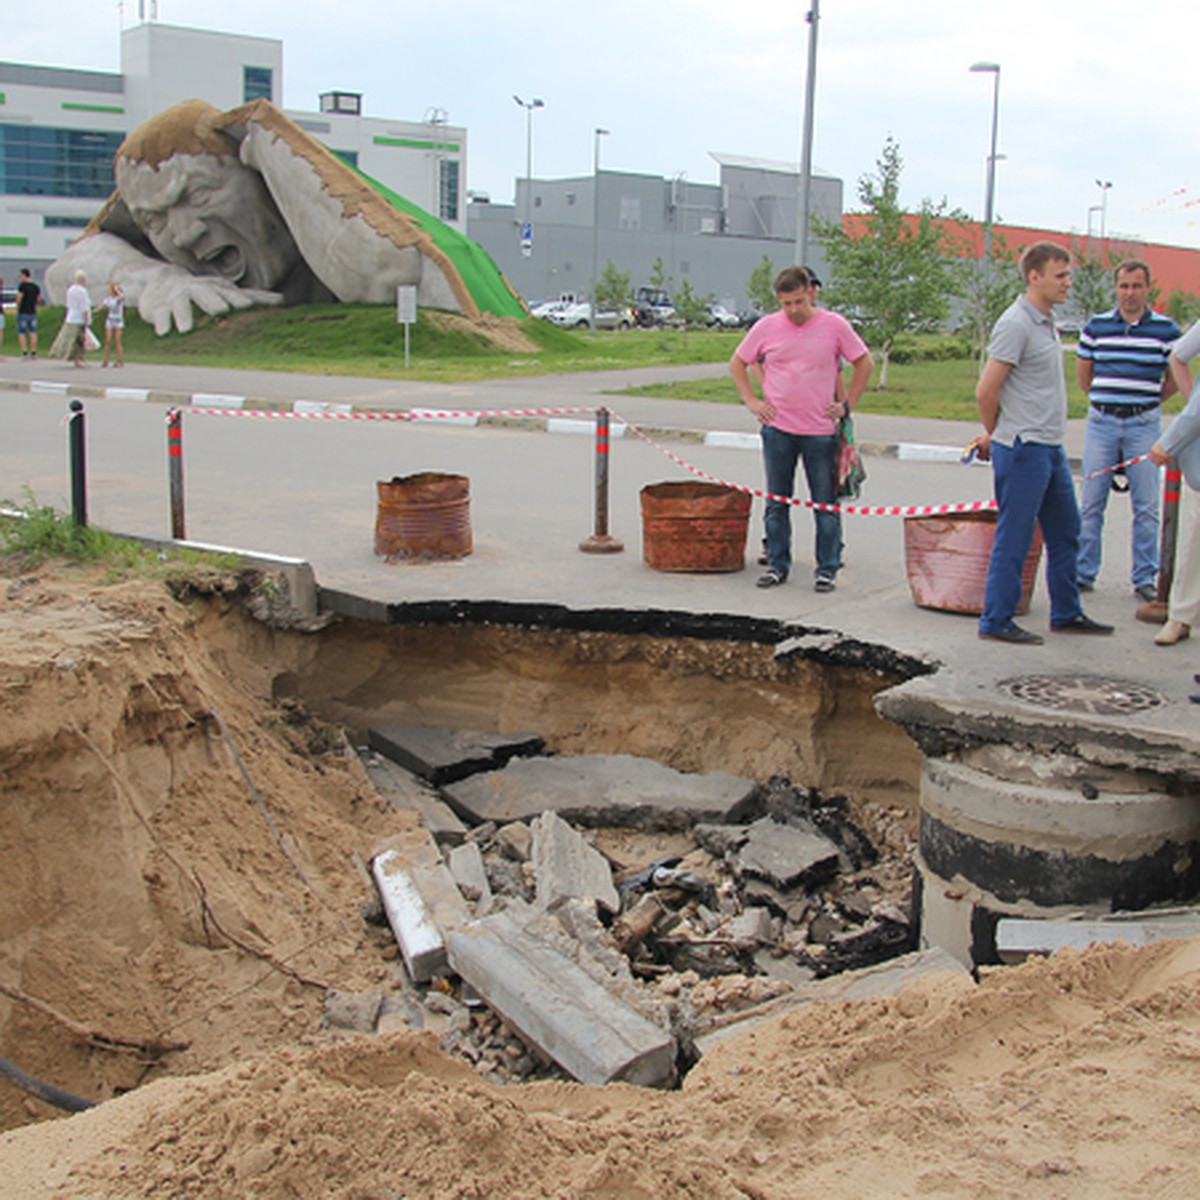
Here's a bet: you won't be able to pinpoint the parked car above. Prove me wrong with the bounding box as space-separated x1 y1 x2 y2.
546 302 633 330
706 303 741 329
736 307 765 328
1055 318 1083 338
632 286 675 327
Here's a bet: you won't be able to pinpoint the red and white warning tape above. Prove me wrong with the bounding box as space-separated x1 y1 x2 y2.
184 404 595 421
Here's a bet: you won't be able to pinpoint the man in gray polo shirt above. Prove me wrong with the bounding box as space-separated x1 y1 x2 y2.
975 242 1113 644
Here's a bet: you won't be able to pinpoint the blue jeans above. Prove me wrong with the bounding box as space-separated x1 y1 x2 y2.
980 439 1083 634
761 424 841 579
1077 408 1160 589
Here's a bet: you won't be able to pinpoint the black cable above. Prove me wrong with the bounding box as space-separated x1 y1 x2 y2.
0 1053 95 1113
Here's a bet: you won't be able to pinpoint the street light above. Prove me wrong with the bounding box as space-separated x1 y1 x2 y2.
969 62 1001 266
513 94 544 255
1086 204 1104 258
1095 179 1113 256
589 127 610 332
793 0 820 265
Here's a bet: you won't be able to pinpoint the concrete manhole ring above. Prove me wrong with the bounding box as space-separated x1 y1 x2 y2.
998 673 1168 716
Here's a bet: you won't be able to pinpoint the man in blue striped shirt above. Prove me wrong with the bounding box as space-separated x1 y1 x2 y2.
1076 259 1180 600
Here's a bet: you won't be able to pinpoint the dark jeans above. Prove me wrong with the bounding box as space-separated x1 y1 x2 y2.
761 424 841 579
980 438 1083 634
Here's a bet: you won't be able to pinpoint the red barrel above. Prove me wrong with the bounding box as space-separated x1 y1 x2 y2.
904 510 1042 615
640 481 751 572
375 473 472 561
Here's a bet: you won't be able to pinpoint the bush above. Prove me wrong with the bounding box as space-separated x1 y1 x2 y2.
885 333 972 364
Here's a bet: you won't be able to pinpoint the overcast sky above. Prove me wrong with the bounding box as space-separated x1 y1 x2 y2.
11 0 1200 253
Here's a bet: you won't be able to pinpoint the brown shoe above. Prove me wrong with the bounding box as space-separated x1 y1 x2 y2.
1154 619 1191 646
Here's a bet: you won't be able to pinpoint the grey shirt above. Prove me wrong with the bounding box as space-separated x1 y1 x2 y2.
1162 320 1200 491
987 295 1068 448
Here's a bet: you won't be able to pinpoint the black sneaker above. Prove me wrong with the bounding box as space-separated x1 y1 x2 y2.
979 624 1044 645
1134 584 1157 602
1077 579 1095 593
814 573 836 593
1050 614 1115 635
756 569 787 588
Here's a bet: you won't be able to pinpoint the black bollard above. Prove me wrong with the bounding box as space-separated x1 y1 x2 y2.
578 406 624 554
67 399 87 527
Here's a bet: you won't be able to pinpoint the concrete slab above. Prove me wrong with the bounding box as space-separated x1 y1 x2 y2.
732 818 842 891
447 842 495 915
695 946 969 1055
445 907 676 1086
371 830 471 982
530 810 620 915
996 911 1200 963
440 753 760 828
367 725 545 786
358 751 467 847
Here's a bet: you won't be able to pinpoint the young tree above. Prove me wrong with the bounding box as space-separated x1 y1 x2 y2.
1068 239 1118 327
649 256 673 296
815 136 959 388
949 224 1024 366
594 260 631 313
746 255 778 314
674 278 714 330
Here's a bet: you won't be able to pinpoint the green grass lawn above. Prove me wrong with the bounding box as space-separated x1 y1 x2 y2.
33 301 1184 421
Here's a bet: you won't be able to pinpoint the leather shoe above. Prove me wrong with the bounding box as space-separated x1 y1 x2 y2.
1155 619 1191 646
1050 614 1114 634
1134 583 1158 602
979 623 1044 645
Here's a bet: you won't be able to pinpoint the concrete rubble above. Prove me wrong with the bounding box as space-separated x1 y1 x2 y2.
367 725 545 786
995 909 1200 963
359 728 922 1089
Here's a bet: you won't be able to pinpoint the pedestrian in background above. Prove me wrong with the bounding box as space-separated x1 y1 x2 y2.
1076 260 1179 600
49 270 92 366
16 268 41 358
975 242 1113 644
97 280 126 368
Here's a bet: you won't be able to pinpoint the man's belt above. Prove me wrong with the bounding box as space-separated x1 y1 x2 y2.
1090 401 1160 417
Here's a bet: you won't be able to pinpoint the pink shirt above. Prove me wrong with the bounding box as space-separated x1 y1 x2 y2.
735 309 868 435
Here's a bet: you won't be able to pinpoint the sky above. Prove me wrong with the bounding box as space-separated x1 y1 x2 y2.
10 0 1200 252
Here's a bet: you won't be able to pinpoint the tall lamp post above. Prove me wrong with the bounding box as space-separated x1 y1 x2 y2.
513 94 544 257
969 61 1001 266
1095 179 1113 258
793 0 820 265
589 127 610 331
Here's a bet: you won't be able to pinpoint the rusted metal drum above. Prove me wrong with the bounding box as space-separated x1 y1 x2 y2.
374 472 472 561
904 510 1042 615
640 481 751 572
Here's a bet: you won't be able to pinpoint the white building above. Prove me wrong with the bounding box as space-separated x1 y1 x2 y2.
0 20 465 286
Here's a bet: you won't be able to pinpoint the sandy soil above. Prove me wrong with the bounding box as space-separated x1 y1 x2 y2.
1 560 1198 1199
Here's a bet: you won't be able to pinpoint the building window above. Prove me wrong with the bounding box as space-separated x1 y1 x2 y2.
320 92 362 115
618 196 641 230
439 159 459 222
244 66 273 103
0 124 122 198
333 149 358 170
43 214 90 227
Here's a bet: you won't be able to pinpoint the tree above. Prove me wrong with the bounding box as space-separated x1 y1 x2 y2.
815 136 960 388
1068 239 1118 326
746 255 778 314
674 278 714 329
594 260 631 313
649 256 673 296
1165 288 1200 329
949 225 1024 366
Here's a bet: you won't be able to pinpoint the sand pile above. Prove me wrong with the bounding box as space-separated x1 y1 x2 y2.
1 560 1199 1198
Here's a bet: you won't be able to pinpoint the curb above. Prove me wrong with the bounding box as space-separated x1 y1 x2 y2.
1 376 1067 468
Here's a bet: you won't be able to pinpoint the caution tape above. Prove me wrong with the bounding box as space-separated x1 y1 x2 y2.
609 408 998 518
181 404 596 421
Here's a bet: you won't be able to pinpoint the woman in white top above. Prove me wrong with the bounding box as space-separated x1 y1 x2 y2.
50 270 92 365
97 281 125 367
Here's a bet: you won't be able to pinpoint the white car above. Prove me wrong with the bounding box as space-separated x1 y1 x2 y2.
547 302 633 330
706 303 741 328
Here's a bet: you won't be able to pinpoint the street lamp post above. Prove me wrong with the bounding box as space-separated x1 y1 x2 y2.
793 0 820 265
969 62 1001 266
1095 179 1113 257
513 94 544 256
1086 204 1104 259
589 127 610 332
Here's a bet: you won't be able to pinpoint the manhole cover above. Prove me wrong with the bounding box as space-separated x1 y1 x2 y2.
999 674 1167 716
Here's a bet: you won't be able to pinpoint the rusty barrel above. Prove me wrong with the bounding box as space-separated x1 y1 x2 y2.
903 510 1042 615
640 481 751 572
374 472 471 561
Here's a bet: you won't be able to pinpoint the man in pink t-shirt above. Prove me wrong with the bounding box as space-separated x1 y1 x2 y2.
730 266 873 591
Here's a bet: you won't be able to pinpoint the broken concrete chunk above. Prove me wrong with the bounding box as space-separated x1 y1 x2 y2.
358 750 468 847
371 831 472 983
995 911 1200 963
440 753 760 828
368 725 545 786
493 821 532 862
530 810 620 915
448 842 495 914
692 823 749 858
323 989 384 1033
445 908 676 1086
724 906 774 948
733 817 841 891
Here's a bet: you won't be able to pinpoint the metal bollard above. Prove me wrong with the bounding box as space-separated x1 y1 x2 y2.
166 408 186 540
1136 464 1180 625
67 399 87 527
578 406 625 554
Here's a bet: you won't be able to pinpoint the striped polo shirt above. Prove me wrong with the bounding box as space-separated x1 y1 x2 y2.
1077 307 1181 406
